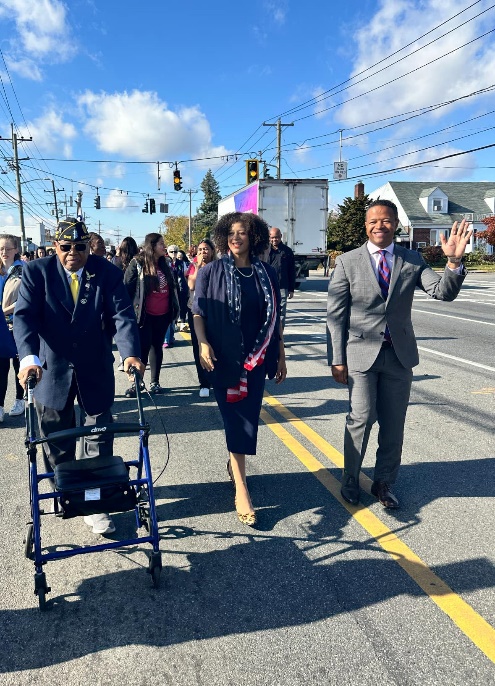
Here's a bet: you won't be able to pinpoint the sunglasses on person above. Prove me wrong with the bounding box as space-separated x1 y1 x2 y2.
57 243 88 252
169 250 178 254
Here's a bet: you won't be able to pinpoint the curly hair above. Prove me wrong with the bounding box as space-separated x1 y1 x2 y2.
213 212 269 257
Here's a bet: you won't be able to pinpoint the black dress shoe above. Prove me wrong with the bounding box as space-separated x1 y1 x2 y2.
371 481 400 509
341 474 359 505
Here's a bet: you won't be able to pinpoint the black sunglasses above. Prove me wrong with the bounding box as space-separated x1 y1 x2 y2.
169 250 178 253
58 243 88 252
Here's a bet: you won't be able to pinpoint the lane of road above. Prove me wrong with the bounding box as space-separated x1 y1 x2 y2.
1 273 494 684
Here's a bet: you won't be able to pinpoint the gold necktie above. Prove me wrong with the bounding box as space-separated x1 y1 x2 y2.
70 272 79 304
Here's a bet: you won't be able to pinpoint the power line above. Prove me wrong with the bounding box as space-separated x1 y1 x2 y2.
266 0 490 121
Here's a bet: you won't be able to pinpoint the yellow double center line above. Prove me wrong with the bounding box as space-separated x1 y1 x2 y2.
261 391 495 663
180 329 495 661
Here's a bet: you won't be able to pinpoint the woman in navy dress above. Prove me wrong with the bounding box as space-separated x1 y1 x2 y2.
193 212 287 526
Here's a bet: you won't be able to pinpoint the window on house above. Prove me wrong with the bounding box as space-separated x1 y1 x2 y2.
432 199 442 212
430 229 448 245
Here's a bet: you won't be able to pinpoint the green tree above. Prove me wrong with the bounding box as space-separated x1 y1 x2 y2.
160 215 189 249
194 169 222 234
160 215 206 250
327 194 370 252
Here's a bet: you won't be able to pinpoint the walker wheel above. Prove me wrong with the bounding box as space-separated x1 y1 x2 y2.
37 587 47 611
34 572 51 611
147 551 162 589
151 565 161 589
24 523 34 560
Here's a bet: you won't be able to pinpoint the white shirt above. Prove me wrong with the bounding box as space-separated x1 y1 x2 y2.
366 241 463 283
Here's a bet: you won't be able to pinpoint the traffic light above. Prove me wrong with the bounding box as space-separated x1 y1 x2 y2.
246 160 259 185
149 198 156 214
142 200 149 213
173 169 182 191
94 195 100 210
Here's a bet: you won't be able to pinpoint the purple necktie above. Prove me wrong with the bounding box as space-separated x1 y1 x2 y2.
378 250 392 342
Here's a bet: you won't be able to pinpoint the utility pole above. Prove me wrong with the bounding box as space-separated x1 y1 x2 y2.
262 118 294 179
186 189 196 248
44 180 63 222
0 125 33 251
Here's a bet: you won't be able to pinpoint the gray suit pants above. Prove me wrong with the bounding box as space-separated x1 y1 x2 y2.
344 345 413 484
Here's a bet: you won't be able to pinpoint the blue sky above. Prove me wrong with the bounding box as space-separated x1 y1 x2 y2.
0 0 494 246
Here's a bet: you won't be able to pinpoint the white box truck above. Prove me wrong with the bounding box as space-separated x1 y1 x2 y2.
218 178 328 286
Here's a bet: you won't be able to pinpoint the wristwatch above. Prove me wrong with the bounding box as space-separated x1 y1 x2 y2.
447 256 462 264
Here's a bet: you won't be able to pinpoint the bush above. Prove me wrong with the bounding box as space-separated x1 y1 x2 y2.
464 249 495 265
420 245 445 265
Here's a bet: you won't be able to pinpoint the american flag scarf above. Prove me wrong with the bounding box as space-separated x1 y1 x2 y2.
222 252 277 403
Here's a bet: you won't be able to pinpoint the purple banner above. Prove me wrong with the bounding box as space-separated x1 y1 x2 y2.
234 182 259 214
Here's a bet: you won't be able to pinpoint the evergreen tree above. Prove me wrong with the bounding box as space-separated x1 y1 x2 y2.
194 169 222 234
327 194 371 252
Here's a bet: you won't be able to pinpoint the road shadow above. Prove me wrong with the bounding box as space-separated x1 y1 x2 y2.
2 462 495 673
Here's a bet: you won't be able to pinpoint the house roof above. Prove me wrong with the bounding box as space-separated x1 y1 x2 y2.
385 181 495 225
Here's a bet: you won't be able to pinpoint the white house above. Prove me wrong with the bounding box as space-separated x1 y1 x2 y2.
368 181 494 254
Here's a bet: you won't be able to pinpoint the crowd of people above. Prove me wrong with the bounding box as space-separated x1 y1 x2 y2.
1 201 473 533
1 212 292 531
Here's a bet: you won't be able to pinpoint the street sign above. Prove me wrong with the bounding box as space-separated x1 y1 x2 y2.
333 161 348 180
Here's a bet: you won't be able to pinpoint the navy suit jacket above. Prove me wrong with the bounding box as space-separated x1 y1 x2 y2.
14 254 141 415
193 259 281 388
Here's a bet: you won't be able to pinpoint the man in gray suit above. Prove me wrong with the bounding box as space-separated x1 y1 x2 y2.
327 199 472 508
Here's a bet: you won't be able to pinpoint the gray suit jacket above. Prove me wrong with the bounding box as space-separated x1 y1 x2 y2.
326 243 466 371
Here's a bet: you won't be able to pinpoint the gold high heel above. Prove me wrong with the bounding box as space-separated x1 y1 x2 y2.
227 460 257 526
234 496 257 527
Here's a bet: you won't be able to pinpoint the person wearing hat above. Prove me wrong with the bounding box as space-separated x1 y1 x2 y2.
14 218 144 535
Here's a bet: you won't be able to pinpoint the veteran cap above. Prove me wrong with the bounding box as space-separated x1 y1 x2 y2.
55 218 90 242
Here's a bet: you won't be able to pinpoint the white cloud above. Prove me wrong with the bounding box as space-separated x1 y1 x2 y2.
264 0 287 25
98 163 126 179
312 86 329 119
5 56 42 81
336 0 495 128
104 189 135 211
376 144 477 181
18 109 77 155
0 0 74 78
78 89 230 165
327 0 495 187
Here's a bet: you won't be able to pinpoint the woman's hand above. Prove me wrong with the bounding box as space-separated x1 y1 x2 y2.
275 356 287 384
199 342 217 371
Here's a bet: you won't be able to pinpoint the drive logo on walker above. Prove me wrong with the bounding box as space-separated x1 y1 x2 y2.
90 426 107 433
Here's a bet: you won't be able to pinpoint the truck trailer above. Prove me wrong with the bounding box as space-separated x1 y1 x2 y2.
218 178 328 286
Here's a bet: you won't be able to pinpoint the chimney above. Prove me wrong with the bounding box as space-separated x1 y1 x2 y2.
354 180 364 199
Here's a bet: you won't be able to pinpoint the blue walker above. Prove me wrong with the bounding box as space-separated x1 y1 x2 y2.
23 368 162 610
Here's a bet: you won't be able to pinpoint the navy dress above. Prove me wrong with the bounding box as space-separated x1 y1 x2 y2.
214 268 266 455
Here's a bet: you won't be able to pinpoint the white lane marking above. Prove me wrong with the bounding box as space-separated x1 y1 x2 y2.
284 327 327 339
418 346 495 373
412 309 495 326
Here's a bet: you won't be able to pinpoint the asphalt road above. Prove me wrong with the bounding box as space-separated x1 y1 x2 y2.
0 271 494 685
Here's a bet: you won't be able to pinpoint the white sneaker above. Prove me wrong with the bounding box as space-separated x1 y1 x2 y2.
9 399 25 416
83 513 116 535
0 407 4 423
199 387 210 398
